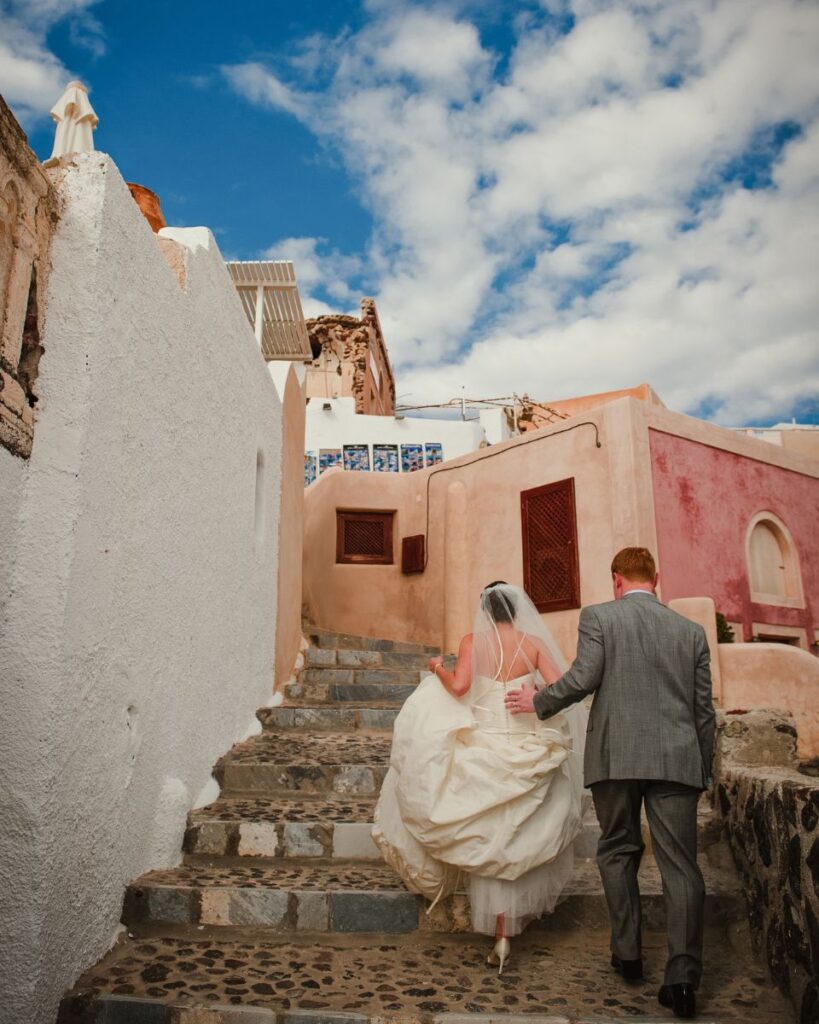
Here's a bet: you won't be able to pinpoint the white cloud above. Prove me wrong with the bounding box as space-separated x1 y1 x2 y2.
0 1 104 122
220 62 308 121
263 236 363 309
227 0 819 423
369 9 490 99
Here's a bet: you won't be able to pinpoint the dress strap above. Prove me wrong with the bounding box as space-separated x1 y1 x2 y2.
497 631 528 683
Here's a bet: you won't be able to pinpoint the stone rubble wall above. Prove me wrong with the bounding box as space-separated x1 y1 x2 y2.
713 709 819 1024
305 298 395 416
0 95 57 459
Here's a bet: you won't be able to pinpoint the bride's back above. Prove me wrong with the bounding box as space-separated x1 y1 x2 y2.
472 624 541 682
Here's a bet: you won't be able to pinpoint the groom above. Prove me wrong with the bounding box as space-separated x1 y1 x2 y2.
506 547 715 1020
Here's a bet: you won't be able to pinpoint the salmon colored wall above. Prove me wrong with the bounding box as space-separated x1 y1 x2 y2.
719 644 819 759
670 597 819 758
274 365 307 686
649 429 819 646
303 399 660 659
545 382 664 419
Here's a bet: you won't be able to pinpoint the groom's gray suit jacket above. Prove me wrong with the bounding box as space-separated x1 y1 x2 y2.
533 593 716 789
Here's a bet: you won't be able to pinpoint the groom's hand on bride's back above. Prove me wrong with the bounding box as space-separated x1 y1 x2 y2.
505 687 536 715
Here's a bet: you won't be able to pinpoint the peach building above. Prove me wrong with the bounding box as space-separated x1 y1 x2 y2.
512 383 665 433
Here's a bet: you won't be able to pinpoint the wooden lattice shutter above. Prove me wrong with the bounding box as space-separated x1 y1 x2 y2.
401 535 425 574
336 510 394 565
521 478 580 612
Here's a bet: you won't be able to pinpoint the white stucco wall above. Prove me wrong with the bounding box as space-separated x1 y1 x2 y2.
479 407 513 445
305 396 485 474
0 153 282 1024
0 445 24 595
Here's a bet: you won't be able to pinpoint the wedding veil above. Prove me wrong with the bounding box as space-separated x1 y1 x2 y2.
470 582 589 804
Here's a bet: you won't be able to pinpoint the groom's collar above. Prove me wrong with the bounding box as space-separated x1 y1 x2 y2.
623 589 658 599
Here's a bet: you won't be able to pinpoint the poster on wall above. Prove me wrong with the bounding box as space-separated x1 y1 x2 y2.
304 451 317 487
373 444 399 472
343 444 370 471
319 449 342 475
401 443 425 473
425 443 444 467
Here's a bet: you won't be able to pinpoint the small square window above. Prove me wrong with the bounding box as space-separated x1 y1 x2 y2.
336 510 394 565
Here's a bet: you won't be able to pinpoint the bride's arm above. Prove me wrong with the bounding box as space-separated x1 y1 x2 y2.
428 634 473 698
534 640 562 686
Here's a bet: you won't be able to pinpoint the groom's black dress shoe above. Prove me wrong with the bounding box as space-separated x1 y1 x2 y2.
658 983 696 1018
611 954 643 983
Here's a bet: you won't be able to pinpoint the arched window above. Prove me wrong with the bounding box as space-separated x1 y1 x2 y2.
746 513 804 608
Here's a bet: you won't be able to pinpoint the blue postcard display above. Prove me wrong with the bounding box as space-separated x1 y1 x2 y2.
401 443 425 472
319 449 342 474
343 444 370 471
304 451 317 486
425 442 443 466
373 444 399 472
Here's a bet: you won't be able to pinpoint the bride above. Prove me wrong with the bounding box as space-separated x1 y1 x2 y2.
372 581 588 974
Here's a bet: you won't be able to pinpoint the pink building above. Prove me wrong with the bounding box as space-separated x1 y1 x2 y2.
650 430 817 649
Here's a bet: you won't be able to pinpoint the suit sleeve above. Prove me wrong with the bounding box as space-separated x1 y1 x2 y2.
693 626 716 783
533 606 604 720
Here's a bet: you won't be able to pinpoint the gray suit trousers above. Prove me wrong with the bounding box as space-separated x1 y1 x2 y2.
591 780 705 988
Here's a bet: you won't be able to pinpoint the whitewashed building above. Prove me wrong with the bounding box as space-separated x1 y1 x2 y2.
304 395 486 483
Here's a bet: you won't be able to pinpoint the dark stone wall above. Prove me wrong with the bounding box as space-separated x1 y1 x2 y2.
715 711 819 1024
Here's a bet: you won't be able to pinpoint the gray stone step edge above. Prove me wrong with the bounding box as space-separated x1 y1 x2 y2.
305 648 433 670
300 668 426 685
306 628 440 656
183 817 602 861
122 881 744 936
257 706 399 732
284 682 417 705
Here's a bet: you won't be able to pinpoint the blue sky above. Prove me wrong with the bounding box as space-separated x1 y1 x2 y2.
2 0 818 426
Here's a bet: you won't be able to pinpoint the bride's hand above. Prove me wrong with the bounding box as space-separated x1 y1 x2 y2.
505 687 536 715
428 655 444 673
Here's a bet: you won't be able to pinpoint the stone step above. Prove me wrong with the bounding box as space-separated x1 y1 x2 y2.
285 679 418 705
185 795 380 860
258 702 399 732
58 928 794 1024
305 646 433 670
121 857 745 937
184 798 602 864
300 667 426 686
210 740 726 863
307 627 440 655
215 733 391 797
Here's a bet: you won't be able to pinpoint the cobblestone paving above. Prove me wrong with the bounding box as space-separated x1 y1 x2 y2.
221 734 392 766
134 859 409 891
189 797 377 824
60 931 794 1022
132 857 736 900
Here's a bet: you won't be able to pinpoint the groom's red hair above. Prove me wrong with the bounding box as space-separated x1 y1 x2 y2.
611 547 656 582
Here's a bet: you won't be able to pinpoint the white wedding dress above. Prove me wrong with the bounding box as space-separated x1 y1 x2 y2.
372 586 587 936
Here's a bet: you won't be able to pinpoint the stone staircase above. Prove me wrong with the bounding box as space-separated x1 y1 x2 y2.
58 628 794 1023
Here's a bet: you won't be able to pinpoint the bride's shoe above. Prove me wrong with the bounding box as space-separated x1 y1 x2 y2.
487 936 511 975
